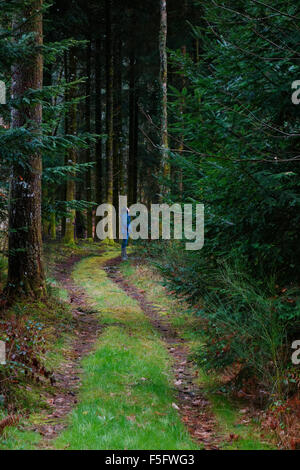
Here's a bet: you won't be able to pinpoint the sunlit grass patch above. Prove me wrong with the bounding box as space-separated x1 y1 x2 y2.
120 259 196 334
55 327 196 450
72 254 153 333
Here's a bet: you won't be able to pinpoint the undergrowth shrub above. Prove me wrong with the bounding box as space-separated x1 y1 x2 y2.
0 298 73 408
151 241 300 401
0 311 48 381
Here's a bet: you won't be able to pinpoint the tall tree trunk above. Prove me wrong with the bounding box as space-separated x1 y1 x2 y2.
133 96 138 203
75 172 86 239
42 65 52 240
116 40 124 199
85 40 93 238
6 0 46 299
64 50 77 244
106 0 114 206
113 36 123 212
50 212 56 240
178 45 186 200
61 51 68 239
95 37 103 207
113 38 119 211
105 0 114 239
128 42 138 206
42 187 49 240
159 0 169 181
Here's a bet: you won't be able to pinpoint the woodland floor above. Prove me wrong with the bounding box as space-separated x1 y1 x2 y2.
0 244 276 450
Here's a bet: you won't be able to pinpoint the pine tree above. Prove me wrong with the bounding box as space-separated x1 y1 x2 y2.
95 35 103 209
85 39 93 239
6 0 46 298
105 0 114 239
128 28 138 206
159 0 169 181
63 49 78 244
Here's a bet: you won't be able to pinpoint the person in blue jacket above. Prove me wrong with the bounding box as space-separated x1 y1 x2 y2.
121 207 131 260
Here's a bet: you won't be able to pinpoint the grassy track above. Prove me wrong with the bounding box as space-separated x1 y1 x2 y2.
0 245 275 450
54 249 198 450
119 258 276 450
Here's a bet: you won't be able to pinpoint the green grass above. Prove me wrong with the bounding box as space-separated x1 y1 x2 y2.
54 251 198 450
208 395 273 450
47 276 69 302
120 256 276 450
0 417 41 450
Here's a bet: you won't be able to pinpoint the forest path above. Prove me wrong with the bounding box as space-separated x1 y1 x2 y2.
104 256 220 450
47 249 201 449
37 254 102 447
33 248 272 450
0 247 276 450
36 249 220 449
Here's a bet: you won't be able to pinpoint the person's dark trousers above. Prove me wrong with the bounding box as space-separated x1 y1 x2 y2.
121 238 128 260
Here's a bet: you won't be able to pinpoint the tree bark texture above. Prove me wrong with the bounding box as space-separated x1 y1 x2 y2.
64 50 77 244
159 0 169 179
6 0 46 299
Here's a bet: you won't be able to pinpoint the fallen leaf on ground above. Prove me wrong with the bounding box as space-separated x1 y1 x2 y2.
126 415 136 422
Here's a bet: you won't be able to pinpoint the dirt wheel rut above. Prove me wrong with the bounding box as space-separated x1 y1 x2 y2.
104 256 220 450
35 255 102 447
